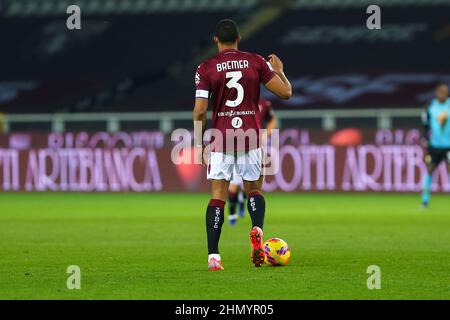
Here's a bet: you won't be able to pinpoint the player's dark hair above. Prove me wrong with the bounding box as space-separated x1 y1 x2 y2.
215 19 240 44
436 82 448 89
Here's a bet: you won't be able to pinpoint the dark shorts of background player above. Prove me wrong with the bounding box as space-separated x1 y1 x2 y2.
426 147 450 167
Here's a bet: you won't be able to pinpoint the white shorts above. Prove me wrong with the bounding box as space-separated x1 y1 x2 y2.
207 148 263 182
230 168 243 186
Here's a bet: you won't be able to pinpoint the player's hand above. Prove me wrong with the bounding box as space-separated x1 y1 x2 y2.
195 145 208 167
268 54 284 75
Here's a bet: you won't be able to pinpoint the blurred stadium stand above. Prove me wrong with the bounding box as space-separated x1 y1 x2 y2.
1 0 449 127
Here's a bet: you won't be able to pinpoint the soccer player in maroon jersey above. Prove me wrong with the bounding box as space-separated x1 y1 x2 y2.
192 19 292 271
228 98 277 226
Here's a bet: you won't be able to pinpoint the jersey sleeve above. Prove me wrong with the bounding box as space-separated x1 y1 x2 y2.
257 55 276 85
194 63 211 99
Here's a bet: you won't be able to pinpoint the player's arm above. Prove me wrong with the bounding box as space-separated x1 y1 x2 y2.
264 54 292 100
421 105 431 148
193 63 211 165
193 97 208 165
193 98 208 140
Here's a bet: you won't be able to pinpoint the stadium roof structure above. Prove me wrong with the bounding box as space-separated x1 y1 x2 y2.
2 0 257 16
291 0 450 8
3 0 450 17
2 0 449 113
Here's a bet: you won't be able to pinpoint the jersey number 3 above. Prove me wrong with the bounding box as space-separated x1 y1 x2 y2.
225 71 244 107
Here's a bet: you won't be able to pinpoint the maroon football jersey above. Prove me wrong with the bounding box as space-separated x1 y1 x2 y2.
195 48 276 152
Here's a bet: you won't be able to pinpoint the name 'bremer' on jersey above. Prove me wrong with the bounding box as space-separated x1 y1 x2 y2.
216 60 249 72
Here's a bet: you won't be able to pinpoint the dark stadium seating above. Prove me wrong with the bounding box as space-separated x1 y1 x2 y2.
1 1 449 113
0 11 243 113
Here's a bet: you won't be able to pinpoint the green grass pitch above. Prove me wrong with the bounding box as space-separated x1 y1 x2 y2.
0 192 449 300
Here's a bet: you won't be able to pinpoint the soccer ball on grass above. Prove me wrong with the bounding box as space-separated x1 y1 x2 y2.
263 238 291 266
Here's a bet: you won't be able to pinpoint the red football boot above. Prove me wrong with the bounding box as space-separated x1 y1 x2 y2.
208 257 224 271
249 226 264 267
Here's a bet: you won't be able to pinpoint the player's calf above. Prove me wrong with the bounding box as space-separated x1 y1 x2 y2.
238 190 246 218
206 199 225 269
247 191 265 229
228 191 238 225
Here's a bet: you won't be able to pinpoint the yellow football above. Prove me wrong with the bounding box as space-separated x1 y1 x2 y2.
263 238 291 266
